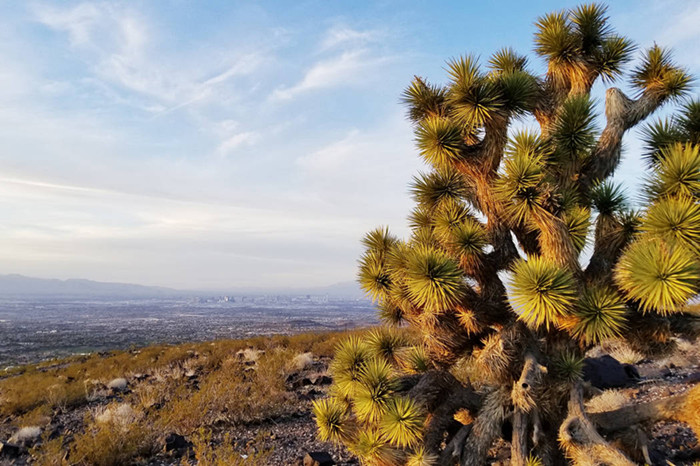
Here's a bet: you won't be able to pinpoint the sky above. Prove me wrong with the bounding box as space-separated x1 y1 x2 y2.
0 1 699 290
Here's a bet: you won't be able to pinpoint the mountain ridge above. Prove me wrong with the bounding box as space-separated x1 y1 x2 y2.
0 274 366 299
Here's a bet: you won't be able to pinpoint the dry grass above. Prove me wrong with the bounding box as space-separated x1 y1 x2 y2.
70 403 157 466
29 434 69 466
191 429 273 465
585 389 630 414
158 347 298 433
5 329 370 464
675 384 700 434
292 352 314 371
600 341 645 365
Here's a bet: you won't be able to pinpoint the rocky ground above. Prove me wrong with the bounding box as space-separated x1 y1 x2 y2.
1 338 699 465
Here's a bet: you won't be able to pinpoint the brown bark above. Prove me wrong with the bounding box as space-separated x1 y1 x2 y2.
588 391 686 432
558 384 635 466
459 387 511 466
511 410 529 466
584 88 666 187
510 353 547 466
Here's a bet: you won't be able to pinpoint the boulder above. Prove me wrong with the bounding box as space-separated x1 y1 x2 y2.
293 377 314 389
583 355 639 389
165 433 191 452
9 426 41 446
304 451 335 466
0 441 22 458
310 374 332 386
107 377 128 392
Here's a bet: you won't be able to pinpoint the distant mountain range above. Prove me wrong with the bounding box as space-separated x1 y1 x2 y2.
0 274 367 299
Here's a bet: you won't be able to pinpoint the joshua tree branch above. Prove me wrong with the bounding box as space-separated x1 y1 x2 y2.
558 384 635 466
587 391 687 432
459 387 512 466
424 384 482 455
584 88 666 187
510 353 547 466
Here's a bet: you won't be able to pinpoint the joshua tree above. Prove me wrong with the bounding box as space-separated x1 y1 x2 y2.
313 4 700 466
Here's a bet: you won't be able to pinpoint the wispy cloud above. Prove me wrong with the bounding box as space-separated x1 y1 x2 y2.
33 2 266 112
216 132 259 157
272 50 390 100
320 25 382 51
33 3 103 47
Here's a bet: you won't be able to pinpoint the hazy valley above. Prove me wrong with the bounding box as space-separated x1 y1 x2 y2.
0 295 376 367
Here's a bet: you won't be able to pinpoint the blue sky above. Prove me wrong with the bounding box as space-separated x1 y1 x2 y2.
0 1 698 290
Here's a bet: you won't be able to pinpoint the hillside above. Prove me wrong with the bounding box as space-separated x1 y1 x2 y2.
0 327 698 465
0 274 366 300
0 275 180 298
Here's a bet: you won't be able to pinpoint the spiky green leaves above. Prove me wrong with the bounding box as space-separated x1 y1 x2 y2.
552 95 597 157
354 358 399 424
615 240 700 314
642 119 686 164
406 448 438 466
415 116 466 169
535 11 578 63
331 337 373 398
379 397 424 448
551 351 584 382
350 428 398 465
496 70 539 114
570 4 611 53
402 77 447 123
594 35 635 82
432 199 471 241
397 345 431 374
680 100 700 145
642 102 700 163
570 287 627 344
591 181 627 216
405 246 464 313
312 397 352 444
631 45 691 99
642 196 700 254
449 218 488 258
362 227 398 258
377 301 404 326
645 144 700 201
365 328 409 362
358 228 398 302
508 256 577 329
526 455 545 466
563 206 591 253
498 132 548 226
534 5 633 84
446 56 502 129
358 252 392 302
410 169 469 210
489 48 528 75
408 207 433 231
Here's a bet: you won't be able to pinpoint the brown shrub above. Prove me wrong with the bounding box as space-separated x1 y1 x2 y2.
191 429 273 465
70 403 158 466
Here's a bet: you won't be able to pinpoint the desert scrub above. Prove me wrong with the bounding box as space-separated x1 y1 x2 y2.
158 347 300 433
0 330 352 419
192 428 273 465
70 403 158 466
29 434 69 466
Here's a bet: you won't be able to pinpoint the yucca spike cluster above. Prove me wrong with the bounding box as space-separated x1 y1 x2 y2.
313 330 429 465
316 3 700 464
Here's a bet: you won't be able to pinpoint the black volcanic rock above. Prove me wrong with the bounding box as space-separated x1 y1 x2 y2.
583 355 639 389
304 451 335 466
